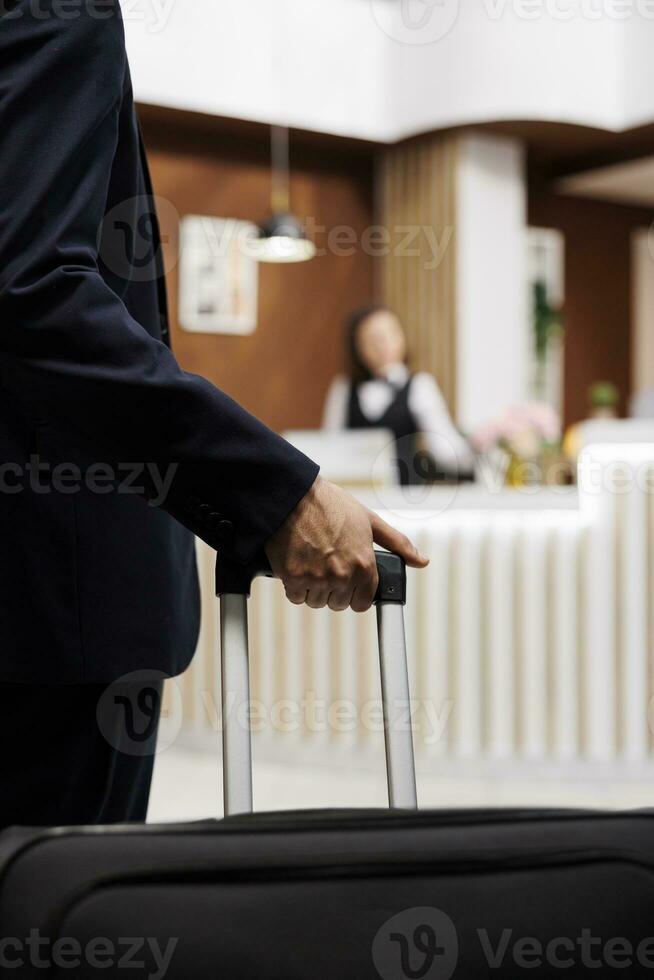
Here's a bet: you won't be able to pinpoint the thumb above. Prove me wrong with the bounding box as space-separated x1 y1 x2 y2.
369 511 429 569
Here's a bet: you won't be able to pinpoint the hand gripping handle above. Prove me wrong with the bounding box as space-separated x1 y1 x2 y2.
216 550 417 815
215 549 406 603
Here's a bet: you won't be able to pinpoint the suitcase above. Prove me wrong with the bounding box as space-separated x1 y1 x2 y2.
2 551 654 979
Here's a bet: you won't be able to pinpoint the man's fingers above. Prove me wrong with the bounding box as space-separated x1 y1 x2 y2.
369 512 429 568
327 588 354 612
283 562 379 613
350 586 374 613
284 583 308 605
349 558 378 612
306 587 330 609
266 479 430 617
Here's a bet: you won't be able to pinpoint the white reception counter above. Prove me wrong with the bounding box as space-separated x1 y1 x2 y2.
167 432 654 801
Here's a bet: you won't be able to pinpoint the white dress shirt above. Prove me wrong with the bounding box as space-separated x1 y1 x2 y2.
322 363 475 475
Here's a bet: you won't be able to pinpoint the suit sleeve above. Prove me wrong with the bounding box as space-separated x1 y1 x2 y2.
0 1 319 564
409 373 476 475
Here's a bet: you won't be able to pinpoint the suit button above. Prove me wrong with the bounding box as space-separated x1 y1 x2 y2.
215 520 234 547
197 504 212 521
205 510 223 531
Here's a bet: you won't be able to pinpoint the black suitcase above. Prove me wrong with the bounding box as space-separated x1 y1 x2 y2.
2 553 654 979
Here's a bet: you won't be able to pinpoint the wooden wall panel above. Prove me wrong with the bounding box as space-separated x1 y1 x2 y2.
139 105 647 434
138 106 376 433
378 134 458 411
529 178 654 425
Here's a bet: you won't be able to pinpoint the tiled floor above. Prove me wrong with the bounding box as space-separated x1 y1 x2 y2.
148 743 654 823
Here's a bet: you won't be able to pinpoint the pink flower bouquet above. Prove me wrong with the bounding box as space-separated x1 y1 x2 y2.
472 402 561 460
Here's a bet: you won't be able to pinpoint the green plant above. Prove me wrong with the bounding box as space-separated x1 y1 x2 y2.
532 279 562 360
589 381 618 410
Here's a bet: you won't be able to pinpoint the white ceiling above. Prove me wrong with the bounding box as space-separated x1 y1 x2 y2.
123 0 654 144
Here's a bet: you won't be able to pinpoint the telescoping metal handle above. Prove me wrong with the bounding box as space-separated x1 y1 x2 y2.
216 551 417 816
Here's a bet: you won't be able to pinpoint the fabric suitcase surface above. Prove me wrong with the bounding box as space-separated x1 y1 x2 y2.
2 809 654 978
1 554 653 979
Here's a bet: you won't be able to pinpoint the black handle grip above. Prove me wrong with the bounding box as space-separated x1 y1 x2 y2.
215 549 406 605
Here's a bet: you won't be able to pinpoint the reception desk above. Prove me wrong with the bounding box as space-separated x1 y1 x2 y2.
170 434 654 781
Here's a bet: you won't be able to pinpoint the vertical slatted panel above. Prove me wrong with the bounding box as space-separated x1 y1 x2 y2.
180 458 654 777
419 523 452 757
179 515 593 766
551 523 580 761
580 451 618 760
404 565 419 714
202 516 578 763
420 139 435 385
359 603 381 751
306 604 333 751
378 133 459 412
332 608 359 751
451 522 483 758
618 465 648 760
250 575 277 748
486 520 516 759
517 521 549 759
275 593 301 745
358 607 373 751
648 465 654 755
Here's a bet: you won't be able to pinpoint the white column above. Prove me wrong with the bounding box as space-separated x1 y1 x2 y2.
455 133 529 433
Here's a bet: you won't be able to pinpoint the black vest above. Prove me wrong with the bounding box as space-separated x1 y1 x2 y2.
347 377 436 486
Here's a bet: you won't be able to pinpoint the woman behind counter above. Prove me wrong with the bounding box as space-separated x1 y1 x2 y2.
322 305 475 485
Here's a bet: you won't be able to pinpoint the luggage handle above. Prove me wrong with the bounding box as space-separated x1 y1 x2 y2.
216 550 418 815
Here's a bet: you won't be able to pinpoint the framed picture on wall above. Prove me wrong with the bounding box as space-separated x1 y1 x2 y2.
178 215 258 335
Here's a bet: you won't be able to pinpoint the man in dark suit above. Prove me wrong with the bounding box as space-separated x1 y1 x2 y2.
0 0 427 828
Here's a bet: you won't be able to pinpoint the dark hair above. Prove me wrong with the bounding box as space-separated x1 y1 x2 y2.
346 304 407 385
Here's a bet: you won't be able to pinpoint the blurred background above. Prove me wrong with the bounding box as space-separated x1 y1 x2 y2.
125 0 654 818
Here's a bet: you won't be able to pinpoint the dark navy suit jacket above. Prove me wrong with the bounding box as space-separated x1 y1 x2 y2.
0 1 318 682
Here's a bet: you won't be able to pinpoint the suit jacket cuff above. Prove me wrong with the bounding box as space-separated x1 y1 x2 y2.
161 455 320 566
